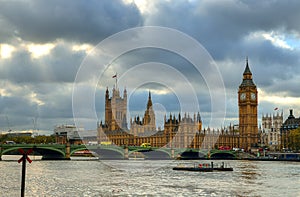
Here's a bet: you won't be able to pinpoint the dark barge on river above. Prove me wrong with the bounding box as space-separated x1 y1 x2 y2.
173 162 233 172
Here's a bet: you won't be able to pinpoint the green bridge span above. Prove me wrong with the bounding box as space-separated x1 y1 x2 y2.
0 144 237 160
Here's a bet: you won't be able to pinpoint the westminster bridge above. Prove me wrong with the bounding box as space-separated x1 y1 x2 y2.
0 143 237 160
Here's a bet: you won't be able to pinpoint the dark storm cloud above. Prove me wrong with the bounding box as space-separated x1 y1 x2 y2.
0 81 74 131
43 43 86 82
266 79 300 97
39 94 73 119
116 50 201 80
0 0 143 131
0 42 85 83
0 95 39 130
0 95 36 117
144 0 300 54
1 0 300 131
0 0 142 44
143 0 300 78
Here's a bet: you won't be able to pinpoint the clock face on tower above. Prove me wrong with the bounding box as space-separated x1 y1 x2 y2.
251 92 256 100
240 93 246 100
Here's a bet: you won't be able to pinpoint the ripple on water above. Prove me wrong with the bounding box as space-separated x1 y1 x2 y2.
0 160 299 196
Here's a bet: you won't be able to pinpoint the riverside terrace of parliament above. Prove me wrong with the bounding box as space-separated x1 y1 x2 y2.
97 59 262 152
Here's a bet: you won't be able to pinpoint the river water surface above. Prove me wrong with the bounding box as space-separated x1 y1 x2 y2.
0 157 299 196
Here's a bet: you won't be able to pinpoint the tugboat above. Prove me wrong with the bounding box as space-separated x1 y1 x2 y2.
173 162 233 172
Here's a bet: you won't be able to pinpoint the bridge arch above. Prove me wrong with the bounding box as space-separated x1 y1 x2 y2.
129 148 171 159
70 146 91 156
210 152 235 159
70 146 124 156
178 149 207 159
88 146 125 159
1 146 66 159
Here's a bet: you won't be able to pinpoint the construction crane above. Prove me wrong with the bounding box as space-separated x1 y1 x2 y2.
32 117 39 137
6 115 11 132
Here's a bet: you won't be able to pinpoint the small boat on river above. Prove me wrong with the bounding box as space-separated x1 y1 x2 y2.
173 162 233 172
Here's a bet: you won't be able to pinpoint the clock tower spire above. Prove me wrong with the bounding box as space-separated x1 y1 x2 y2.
238 58 258 151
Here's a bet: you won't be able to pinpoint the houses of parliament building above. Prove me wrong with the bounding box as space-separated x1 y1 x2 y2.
97 59 259 151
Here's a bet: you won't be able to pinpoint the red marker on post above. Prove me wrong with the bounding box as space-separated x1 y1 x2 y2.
18 148 33 197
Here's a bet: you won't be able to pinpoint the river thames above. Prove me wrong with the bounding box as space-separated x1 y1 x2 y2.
0 157 299 197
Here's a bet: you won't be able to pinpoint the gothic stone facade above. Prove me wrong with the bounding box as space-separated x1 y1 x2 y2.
260 112 283 151
97 60 257 149
98 90 240 149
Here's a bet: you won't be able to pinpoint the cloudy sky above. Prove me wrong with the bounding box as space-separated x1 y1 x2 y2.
1 0 300 134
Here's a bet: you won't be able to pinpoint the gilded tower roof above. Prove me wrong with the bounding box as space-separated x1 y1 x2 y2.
240 58 256 87
243 58 252 75
147 91 153 108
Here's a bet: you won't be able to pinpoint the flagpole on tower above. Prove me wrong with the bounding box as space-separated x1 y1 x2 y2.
112 73 117 89
115 73 117 89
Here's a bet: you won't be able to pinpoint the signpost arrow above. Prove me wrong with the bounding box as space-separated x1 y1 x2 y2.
18 148 33 164
18 148 33 197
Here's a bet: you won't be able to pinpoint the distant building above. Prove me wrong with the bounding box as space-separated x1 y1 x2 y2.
97 86 203 148
97 86 241 149
260 112 283 151
130 91 156 135
104 87 127 131
80 130 98 144
54 124 83 144
164 112 202 148
5 131 32 138
281 109 300 150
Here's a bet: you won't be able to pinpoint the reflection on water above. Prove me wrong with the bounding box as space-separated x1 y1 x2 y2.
0 159 299 196
1 155 43 161
239 161 259 182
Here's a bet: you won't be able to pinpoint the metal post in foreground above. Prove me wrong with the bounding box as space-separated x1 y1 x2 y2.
18 148 32 197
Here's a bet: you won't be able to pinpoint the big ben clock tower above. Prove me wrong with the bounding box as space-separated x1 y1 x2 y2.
238 58 258 151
